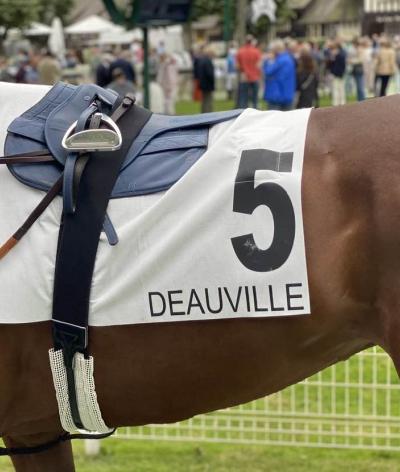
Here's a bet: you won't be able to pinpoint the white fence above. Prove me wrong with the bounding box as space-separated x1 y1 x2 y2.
115 347 400 450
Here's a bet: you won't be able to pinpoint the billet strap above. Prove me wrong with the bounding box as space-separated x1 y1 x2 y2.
0 428 116 457
52 94 152 430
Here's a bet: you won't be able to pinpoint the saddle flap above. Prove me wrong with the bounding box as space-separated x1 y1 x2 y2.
113 147 205 197
139 129 207 156
121 109 243 171
7 82 77 145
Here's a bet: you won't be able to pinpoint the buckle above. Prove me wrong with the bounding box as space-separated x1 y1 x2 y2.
53 320 87 367
122 93 136 107
62 113 122 152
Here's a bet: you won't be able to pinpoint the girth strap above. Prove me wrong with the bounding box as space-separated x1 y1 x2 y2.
52 96 152 429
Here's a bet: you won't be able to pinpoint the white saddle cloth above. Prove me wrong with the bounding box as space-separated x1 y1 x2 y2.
0 82 311 326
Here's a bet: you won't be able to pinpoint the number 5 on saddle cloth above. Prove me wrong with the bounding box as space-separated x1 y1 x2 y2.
0 82 242 434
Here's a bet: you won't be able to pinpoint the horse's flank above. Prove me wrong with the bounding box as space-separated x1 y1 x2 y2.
1 90 400 469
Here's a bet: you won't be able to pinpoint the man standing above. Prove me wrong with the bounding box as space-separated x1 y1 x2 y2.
327 40 347 106
37 50 61 85
236 35 262 108
197 45 215 113
263 40 296 111
226 41 237 100
95 51 113 87
110 49 137 86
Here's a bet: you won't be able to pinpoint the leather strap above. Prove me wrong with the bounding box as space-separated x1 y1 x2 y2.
0 176 63 260
0 149 54 165
0 428 116 457
63 102 100 215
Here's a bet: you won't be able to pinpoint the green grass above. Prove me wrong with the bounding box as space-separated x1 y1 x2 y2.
2 439 400 471
175 95 354 115
73 440 400 472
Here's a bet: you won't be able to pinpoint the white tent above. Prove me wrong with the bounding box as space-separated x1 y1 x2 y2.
65 15 123 35
150 25 184 53
97 28 143 45
24 22 52 37
95 25 184 52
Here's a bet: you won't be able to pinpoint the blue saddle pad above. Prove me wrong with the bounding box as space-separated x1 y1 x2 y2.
5 82 242 198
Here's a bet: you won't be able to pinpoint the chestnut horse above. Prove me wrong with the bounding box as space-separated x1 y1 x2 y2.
0 83 398 472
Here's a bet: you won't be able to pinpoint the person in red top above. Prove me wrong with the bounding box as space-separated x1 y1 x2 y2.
236 34 262 108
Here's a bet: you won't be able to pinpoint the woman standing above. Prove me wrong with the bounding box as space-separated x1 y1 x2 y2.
375 37 397 97
157 53 179 115
296 49 319 109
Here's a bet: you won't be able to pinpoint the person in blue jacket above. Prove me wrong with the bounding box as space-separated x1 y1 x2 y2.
263 40 296 111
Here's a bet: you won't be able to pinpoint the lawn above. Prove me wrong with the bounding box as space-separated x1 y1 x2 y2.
1 439 400 471
175 94 351 115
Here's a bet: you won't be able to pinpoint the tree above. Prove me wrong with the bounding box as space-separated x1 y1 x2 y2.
0 0 74 41
191 0 229 20
251 0 295 38
38 0 75 24
191 0 292 40
0 0 42 37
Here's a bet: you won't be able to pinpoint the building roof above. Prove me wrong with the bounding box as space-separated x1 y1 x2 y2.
299 0 362 24
287 0 313 10
191 15 220 30
68 0 108 23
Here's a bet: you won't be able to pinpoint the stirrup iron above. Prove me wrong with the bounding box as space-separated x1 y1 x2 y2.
62 113 122 152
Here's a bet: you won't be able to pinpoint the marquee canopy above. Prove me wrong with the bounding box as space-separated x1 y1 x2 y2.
65 15 123 35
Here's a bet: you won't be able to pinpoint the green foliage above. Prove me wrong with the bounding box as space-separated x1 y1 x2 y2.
0 0 74 35
275 0 297 23
38 0 75 24
250 0 296 37
191 0 294 39
0 0 42 32
191 0 229 20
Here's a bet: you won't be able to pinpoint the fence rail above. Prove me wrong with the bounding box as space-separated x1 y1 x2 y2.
115 347 400 450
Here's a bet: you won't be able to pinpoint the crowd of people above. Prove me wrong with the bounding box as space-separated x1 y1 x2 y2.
224 33 400 112
1 32 400 114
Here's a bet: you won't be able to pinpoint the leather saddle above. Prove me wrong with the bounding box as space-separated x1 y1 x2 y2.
5 82 242 198
0 82 242 434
